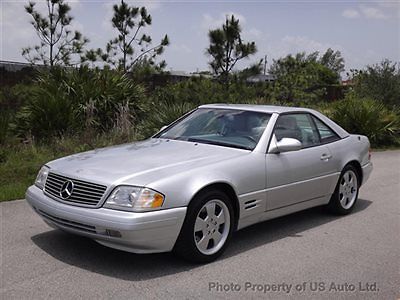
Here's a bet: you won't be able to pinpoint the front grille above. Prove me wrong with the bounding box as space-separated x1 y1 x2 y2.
44 172 107 207
35 208 96 233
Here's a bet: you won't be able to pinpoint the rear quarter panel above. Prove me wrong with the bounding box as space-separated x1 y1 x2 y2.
326 134 370 180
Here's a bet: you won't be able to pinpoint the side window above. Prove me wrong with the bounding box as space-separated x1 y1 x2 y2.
274 114 320 148
312 116 340 144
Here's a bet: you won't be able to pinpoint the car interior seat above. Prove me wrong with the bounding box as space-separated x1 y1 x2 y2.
275 116 303 143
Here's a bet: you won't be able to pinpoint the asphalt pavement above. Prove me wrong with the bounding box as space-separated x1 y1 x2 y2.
1 150 399 299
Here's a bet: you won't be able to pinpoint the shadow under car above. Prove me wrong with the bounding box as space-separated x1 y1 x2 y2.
31 198 372 280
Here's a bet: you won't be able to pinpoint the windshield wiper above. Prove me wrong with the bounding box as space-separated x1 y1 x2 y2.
187 138 252 151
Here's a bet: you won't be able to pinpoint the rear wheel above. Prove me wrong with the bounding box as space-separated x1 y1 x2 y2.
328 165 360 214
174 190 234 263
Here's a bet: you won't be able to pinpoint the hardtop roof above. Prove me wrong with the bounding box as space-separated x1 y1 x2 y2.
199 103 318 114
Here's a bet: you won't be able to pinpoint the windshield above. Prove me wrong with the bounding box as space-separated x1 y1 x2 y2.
155 108 271 150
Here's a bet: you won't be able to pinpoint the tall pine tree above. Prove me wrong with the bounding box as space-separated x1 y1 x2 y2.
22 0 88 66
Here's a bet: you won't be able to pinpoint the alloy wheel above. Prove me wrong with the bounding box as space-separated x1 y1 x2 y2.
194 199 231 255
339 170 358 209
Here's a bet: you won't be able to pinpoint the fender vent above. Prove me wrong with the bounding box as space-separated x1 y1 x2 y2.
244 199 258 210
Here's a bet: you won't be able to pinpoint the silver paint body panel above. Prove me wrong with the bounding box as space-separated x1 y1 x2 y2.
26 185 186 253
26 104 373 253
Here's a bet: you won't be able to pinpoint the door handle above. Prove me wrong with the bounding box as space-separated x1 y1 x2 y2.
320 153 332 161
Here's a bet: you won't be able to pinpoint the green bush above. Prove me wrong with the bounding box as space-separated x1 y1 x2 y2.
0 111 11 145
14 66 146 139
150 77 268 106
0 83 38 112
353 59 400 108
330 94 400 147
269 53 341 103
139 101 196 138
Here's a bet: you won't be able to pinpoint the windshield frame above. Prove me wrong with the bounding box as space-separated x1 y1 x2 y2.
153 108 272 151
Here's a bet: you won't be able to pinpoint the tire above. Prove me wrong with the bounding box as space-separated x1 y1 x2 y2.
174 189 235 263
327 164 360 215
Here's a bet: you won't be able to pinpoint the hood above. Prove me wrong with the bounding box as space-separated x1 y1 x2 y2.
47 138 247 186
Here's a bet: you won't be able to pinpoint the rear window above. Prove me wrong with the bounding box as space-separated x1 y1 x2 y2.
312 116 340 144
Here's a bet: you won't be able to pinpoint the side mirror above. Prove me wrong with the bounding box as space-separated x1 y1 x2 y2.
269 137 302 153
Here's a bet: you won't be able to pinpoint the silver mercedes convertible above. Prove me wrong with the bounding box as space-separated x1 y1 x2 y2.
26 104 373 262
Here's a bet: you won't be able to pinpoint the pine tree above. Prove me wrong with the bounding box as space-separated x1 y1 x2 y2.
206 15 257 82
22 0 88 66
101 0 169 72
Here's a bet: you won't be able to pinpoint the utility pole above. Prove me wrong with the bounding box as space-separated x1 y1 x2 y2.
263 54 268 75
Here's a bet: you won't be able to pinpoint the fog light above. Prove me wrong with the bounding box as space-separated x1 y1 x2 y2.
106 229 122 238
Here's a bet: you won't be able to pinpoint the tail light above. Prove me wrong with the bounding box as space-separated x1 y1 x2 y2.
368 148 372 161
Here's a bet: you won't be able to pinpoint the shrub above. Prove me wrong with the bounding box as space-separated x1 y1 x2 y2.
0 111 11 145
139 101 196 138
15 86 77 139
0 83 38 112
330 93 400 147
150 77 267 106
14 66 146 139
353 59 400 108
269 52 341 103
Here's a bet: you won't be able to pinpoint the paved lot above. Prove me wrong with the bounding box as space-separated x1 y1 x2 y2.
1 151 399 299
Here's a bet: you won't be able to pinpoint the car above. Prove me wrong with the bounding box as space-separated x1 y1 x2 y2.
26 104 373 263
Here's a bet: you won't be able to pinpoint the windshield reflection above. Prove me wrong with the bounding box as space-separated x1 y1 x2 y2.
155 108 271 150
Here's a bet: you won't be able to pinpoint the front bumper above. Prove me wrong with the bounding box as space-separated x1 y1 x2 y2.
26 185 187 253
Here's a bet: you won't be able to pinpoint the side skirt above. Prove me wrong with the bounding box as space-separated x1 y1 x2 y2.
236 195 330 230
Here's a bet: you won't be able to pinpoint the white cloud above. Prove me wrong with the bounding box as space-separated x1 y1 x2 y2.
342 9 360 19
360 5 389 19
101 2 116 32
261 35 389 74
279 35 343 55
245 28 262 38
375 0 400 10
1 2 38 61
170 43 192 54
1 1 85 62
69 0 83 10
136 1 162 12
342 3 395 20
201 12 247 30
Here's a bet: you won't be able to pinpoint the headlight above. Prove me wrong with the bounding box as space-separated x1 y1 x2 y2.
104 186 164 212
35 166 49 190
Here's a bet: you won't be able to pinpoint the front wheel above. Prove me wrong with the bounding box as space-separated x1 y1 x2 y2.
328 165 360 215
174 190 234 263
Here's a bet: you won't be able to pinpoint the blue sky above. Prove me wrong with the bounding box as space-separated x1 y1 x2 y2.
2 0 399 74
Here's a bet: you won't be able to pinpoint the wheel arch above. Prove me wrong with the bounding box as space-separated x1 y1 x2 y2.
190 182 240 230
344 160 363 185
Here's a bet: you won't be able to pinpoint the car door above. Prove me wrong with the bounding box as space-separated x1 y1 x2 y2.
265 113 337 211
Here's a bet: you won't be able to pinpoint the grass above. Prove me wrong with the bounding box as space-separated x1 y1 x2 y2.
0 144 62 201
0 131 140 202
371 146 400 151
370 137 400 151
